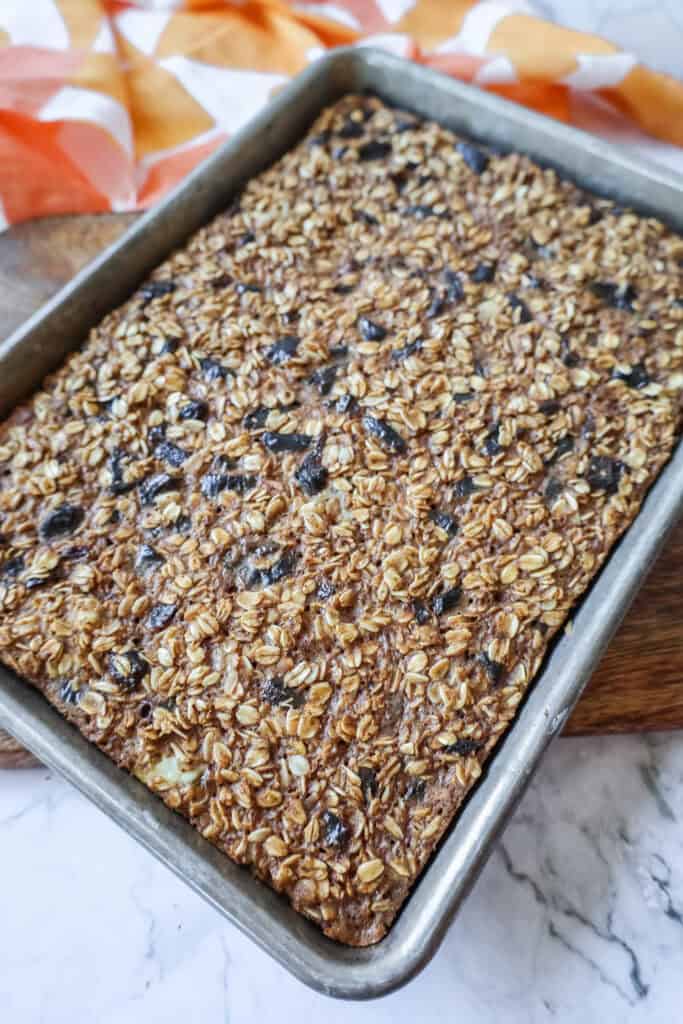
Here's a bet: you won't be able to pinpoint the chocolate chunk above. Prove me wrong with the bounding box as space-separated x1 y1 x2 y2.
199 356 230 382
432 585 462 616
295 443 328 496
261 675 302 705
586 455 625 495
456 141 489 174
267 335 300 365
426 290 446 318
544 478 563 504
406 204 440 219
173 514 192 533
262 431 312 453
140 280 175 303
147 603 177 631
335 394 358 415
211 274 233 289
235 282 262 295
590 281 637 312
483 423 503 457
454 476 477 500
247 549 297 590
560 336 580 367
58 681 81 706
453 392 474 404
359 766 378 800
238 231 255 246
200 473 226 498
429 509 458 536
243 406 270 430
155 441 188 468
308 131 330 148
321 810 348 847
63 546 88 561
160 338 178 355
1 555 24 579
39 503 85 541
330 344 349 359
109 650 149 691
147 424 166 447
405 778 426 800
612 362 650 390
546 434 575 465
444 268 464 302
362 415 407 453
471 262 495 283
225 475 257 494
354 209 379 226
507 292 532 323
538 399 560 416
309 365 337 395
135 544 164 573
445 737 482 756
358 140 391 161
358 316 387 341
391 339 422 362
179 400 209 421
139 473 180 505
25 569 60 590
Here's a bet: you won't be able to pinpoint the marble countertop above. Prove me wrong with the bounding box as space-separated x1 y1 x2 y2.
2 2 683 1021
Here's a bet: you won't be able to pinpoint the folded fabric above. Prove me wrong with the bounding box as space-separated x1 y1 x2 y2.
1 0 682 230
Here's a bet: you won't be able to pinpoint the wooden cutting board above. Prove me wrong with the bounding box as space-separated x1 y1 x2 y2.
0 212 681 768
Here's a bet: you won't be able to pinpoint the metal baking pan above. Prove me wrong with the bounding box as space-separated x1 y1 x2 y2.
1 48 682 999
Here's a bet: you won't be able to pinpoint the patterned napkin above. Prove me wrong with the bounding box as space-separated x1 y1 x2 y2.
1 0 682 230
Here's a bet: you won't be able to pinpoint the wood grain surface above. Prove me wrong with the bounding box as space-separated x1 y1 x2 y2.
0 211 681 768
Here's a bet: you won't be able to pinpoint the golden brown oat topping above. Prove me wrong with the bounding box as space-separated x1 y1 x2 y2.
0 95 682 945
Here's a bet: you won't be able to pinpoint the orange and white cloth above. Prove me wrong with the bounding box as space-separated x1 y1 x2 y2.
1 0 683 230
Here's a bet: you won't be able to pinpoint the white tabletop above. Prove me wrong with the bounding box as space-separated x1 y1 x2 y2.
3 3 683 1021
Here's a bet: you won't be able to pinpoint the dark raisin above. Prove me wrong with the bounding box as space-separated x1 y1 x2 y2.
406 204 439 219
109 650 149 691
426 290 445 318
332 145 348 160
445 737 482 756
358 140 391 161
25 569 60 590
109 446 137 495
339 119 364 139
248 549 297 589
147 603 177 631
160 338 178 355
266 335 299 365
317 578 335 601
526 274 545 289
413 599 431 625
456 141 489 174
244 406 270 430
235 282 261 295
139 702 152 719
454 476 477 500
140 280 175 303
321 810 348 847
590 281 637 312
295 443 328 497
135 544 164 573
310 365 337 395
545 435 574 465
394 117 417 133
229 475 258 494
359 766 378 800
262 431 312 454
453 392 473 404
444 268 464 302
63 545 88 561
586 455 625 495
473 360 486 378
478 652 505 686
199 357 229 381
612 362 650 390
507 292 532 323
560 336 580 367
39 503 85 541
354 209 379 226
362 415 406 453
333 283 355 295
147 424 167 447
471 262 495 283
173 514 191 532
179 400 209 422
335 394 357 415
261 676 291 705
544 478 563 504
432 585 462 616
309 131 330 147
155 441 188 468
238 232 255 246
58 681 81 706
538 399 560 416
200 473 227 499
358 316 386 342
391 339 422 362
109 510 121 525
1 555 24 578
139 473 180 505
405 778 426 800
211 274 233 289
483 423 503 457
429 509 458 536
330 344 349 359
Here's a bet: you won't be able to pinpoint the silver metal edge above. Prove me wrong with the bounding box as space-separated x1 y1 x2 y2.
1 47 682 998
